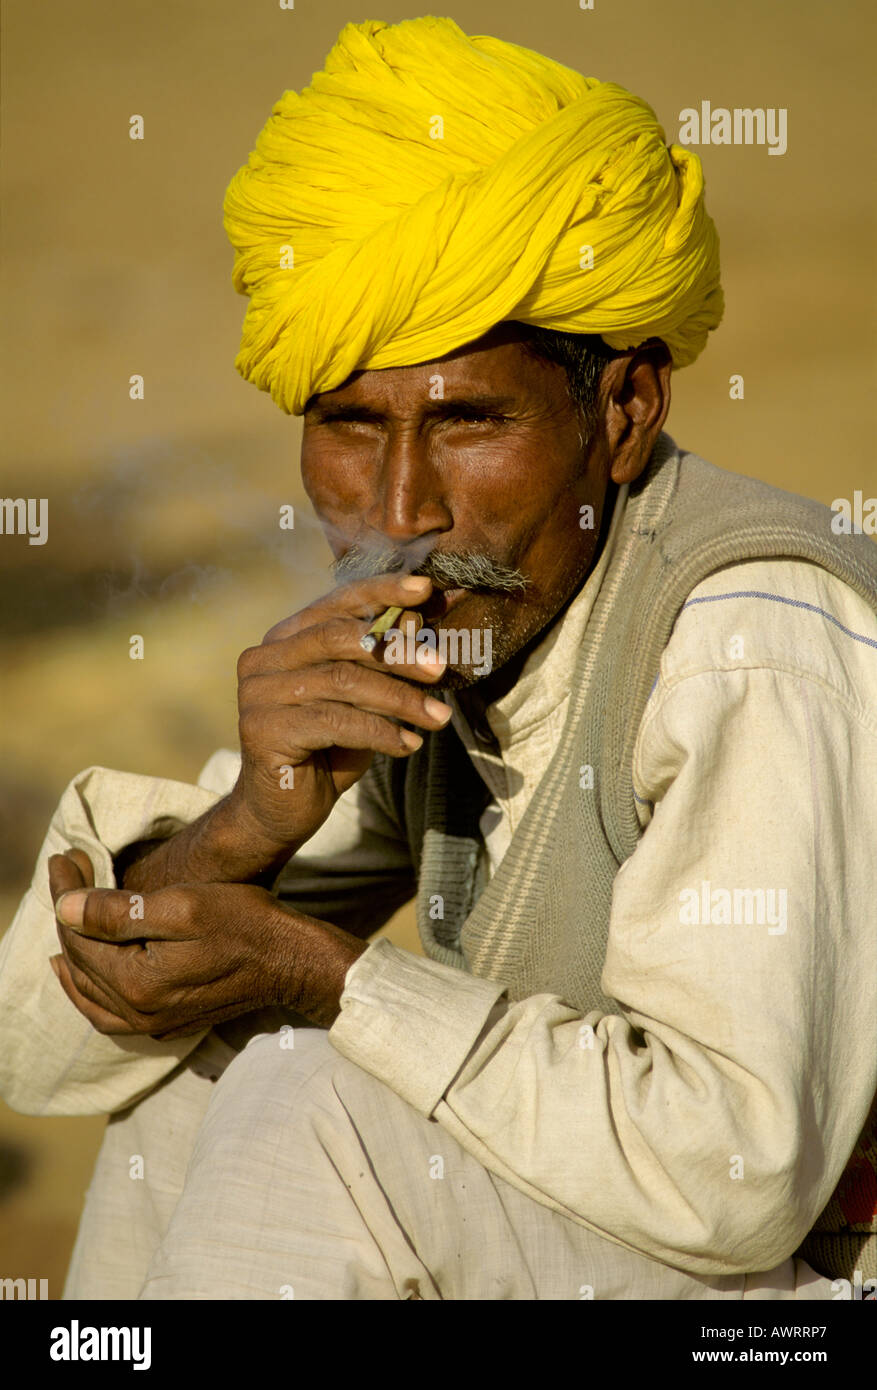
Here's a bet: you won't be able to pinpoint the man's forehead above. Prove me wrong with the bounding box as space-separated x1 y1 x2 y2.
306 324 555 412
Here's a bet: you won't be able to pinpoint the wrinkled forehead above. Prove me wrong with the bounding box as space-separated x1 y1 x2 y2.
304 324 565 417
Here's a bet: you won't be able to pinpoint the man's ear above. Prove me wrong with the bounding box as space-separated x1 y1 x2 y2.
601 339 672 487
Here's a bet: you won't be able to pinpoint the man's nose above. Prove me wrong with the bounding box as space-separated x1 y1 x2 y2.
362 426 453 543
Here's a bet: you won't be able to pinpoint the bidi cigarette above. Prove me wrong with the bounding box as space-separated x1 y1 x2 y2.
360 605 424 653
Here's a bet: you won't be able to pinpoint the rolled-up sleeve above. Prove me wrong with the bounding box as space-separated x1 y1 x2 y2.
0 752 415 1117
0 764 223 1116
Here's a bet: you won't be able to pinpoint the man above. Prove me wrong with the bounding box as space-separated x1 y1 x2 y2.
1 17 875 1300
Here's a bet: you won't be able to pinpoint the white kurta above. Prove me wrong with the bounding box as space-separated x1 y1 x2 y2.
1 528 875 1298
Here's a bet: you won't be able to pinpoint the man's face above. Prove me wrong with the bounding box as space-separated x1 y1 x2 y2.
300 322 611 688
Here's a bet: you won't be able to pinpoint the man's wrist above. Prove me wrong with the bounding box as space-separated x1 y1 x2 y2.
274 906 368 1028
118 796 297 893
307 936 368 1027
189 794 297 886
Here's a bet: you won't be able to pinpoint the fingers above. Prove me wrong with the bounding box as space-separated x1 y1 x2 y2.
56 921 144 1005
240 662 452 734
243 606 445 681
50 953 137 1035
262 572 433 644
48 881 288 1037
67 848 96 886
48 852 86 903
54 885 184 942
53 937 245 1038
240 616 447 690
242 699 440 762
49 849 98 908
49 860 156 1030
57 925 190 1024
53 946 209 1037
49 877 274 1036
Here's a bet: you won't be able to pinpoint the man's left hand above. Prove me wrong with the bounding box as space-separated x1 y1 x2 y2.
47 850 365 1039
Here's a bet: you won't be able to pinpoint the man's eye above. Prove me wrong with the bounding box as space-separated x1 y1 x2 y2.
451 413 505 425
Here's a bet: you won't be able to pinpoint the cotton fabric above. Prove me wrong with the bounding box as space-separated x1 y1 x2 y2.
223 17 723 414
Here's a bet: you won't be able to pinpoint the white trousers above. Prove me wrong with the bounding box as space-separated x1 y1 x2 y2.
64 1028 832 1301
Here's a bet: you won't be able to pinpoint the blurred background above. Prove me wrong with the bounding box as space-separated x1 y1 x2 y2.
1 0 874 1296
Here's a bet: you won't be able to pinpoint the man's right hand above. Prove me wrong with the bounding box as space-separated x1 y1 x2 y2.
226 570 451 861
119 571 450 893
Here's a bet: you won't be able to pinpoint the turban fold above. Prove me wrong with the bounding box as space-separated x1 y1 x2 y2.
223 15 723 415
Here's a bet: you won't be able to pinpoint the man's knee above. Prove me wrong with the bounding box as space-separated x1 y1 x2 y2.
192 1025 343 1154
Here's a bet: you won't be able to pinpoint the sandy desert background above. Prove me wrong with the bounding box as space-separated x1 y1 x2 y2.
1 0 875 1295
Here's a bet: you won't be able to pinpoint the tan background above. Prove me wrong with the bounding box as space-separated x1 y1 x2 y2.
1 0 875 1296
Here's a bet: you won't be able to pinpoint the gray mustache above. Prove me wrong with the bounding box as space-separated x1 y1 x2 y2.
333 542 529 594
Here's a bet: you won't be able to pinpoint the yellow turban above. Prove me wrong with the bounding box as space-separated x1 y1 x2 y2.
223 16 723 416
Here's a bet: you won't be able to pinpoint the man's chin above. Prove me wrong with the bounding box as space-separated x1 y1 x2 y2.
415 595 535 691
426 603 558 695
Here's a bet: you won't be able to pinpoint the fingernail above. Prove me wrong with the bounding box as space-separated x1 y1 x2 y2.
55 890 88 926
400 575 430 592
400 730 423 750
424 697 451 723
416 647 445 670
49 956 61 978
